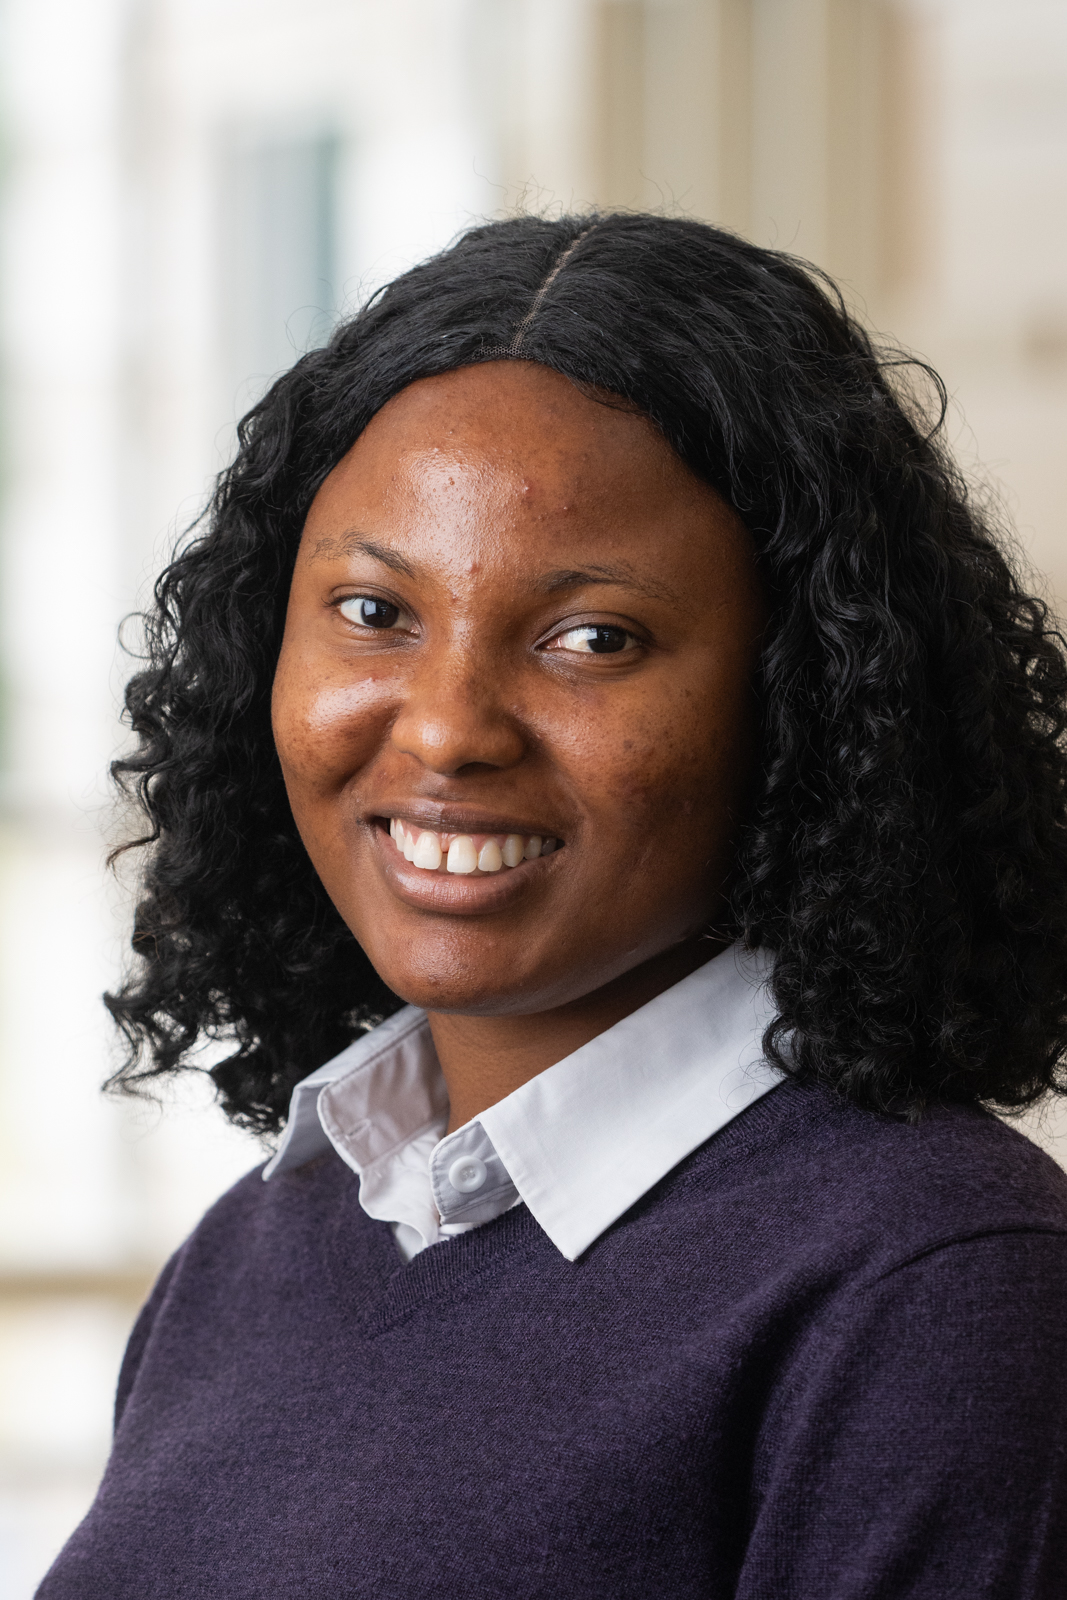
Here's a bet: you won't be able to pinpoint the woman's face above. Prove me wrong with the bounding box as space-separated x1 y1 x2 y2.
272 362 765 1017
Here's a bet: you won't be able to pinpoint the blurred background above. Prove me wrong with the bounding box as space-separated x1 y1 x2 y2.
1 0 1065 1590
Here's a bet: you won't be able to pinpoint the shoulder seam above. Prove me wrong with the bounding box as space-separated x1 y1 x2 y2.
871 1224 1067 1287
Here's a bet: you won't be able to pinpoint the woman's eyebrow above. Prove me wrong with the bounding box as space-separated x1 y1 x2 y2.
311 539 680 606
537 565 681 605
310 532 416 577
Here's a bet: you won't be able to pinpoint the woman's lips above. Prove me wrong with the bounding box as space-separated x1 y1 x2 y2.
370 816 563 915
388 816 561 875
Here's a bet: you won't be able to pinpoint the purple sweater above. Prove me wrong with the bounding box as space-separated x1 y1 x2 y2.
39 1082 1067 1598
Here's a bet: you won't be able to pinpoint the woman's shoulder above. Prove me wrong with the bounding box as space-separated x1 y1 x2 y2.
146 1148 355 1299
823 1087 1067 1234
674 1079 1067 1279
194 1145 350 1233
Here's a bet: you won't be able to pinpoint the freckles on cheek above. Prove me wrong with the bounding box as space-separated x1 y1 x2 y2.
557 709 668 826
279 679 388 782
612 725 731 828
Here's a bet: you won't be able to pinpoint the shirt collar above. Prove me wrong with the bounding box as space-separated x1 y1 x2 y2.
264 942 779 1261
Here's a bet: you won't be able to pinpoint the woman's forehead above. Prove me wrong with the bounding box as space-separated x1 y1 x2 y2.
359 361 644 441
307 362 709 530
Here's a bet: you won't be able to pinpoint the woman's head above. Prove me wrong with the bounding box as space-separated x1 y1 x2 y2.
108 212 1067 1128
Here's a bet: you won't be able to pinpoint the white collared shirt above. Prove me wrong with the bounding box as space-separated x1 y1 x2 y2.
264 942 779 1262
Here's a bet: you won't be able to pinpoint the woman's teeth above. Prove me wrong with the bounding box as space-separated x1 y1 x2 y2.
389 818 560 875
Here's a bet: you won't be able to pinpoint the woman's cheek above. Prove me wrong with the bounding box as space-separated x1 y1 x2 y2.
278 673 395 790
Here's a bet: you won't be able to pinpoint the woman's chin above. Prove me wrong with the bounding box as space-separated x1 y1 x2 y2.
363 935 687 1022
369 968 557 1018
362 933 618 1019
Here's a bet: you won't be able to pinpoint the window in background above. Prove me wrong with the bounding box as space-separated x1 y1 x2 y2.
0 120 347 1600
219 128 340 413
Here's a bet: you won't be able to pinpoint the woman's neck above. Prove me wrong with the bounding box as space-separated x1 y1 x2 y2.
427 936 726 1134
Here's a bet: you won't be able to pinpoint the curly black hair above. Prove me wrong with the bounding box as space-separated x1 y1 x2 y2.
106 212 1067 1132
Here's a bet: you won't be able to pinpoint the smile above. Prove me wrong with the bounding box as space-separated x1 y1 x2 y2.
389 818 561 875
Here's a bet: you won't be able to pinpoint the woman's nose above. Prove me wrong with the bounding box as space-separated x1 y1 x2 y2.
388 651 527 776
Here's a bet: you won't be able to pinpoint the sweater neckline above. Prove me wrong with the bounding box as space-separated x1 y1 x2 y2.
325 1175 547 1336
321 1084 802 1336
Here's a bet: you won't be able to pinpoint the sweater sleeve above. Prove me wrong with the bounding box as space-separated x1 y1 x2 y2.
737 1229 1067 1600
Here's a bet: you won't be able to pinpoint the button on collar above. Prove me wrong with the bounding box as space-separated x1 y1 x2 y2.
430 1119 520 1228
448 1155 487 1193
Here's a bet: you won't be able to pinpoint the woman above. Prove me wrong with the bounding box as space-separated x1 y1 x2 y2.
40 214 1067 1597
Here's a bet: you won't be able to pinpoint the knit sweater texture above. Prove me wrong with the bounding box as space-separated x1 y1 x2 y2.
38 1081 1067 1598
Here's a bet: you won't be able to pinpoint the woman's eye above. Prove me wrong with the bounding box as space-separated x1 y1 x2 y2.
338 595 403 630
551 625 637 655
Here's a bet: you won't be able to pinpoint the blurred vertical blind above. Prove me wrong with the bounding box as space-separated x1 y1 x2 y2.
575 0 912 305
220 129 339 402
2 1 1066 1594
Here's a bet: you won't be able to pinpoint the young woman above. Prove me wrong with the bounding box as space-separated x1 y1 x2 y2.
40 215 1067 1598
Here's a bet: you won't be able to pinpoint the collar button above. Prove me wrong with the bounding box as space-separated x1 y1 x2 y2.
448 1155 488 1193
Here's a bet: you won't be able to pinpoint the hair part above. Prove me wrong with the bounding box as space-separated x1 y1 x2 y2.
106 212 1067 1132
